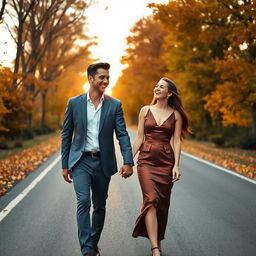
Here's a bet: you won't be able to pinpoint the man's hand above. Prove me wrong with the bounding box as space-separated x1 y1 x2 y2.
119 164 133 179
62 169 72 183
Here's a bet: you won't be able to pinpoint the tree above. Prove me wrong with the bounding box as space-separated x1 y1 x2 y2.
204 0 256 135
112 16 167 124
35 2 92 127
0 66 11 131
48 59 88 127
5 0 92 128
150 0 256 139
4 0 36 89
150 0 232 138
0 65 29 136
0 0 6 21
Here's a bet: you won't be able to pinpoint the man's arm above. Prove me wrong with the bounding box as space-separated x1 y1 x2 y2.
61 99 74 182
114 102 134 178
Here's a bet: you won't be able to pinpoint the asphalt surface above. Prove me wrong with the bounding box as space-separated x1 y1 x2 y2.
0 130 256 256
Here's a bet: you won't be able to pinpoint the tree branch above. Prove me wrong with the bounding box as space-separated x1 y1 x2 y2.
22 0 36 23
4 20 18 44
0 0 6 21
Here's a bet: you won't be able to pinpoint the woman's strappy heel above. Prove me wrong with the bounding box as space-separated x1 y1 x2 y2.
151 247 161 256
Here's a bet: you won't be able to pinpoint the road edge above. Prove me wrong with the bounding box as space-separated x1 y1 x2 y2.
182 151 256 185
0 155 61 222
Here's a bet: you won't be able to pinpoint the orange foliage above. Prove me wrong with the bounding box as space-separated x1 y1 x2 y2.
150 0 256 135
0 135 60 196
182 140 256 179
204 57 255 126
112 17 167 124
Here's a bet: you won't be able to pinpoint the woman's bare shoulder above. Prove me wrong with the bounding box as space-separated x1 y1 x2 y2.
140 105 150 116
174 109 182 120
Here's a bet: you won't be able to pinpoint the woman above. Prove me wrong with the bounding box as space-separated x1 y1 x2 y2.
132 77 189 256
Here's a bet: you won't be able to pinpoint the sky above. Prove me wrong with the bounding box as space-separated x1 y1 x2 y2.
0 0 168 94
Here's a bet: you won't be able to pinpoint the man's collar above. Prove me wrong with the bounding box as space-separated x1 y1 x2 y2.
87 93 104 103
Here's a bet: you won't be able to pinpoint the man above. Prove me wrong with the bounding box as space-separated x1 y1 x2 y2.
61 62 134 256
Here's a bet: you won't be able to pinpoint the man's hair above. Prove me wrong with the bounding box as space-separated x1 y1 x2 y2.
87 62 110 78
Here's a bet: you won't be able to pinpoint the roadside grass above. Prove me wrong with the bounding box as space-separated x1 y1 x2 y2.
1 126 255 197
0 132 58 160
0 134 61 196
129 126 256 179
182 139 256 179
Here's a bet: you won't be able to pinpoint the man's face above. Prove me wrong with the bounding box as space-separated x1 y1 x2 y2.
89 68 110 94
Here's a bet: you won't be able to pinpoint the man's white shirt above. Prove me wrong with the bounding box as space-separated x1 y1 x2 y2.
84 93 104 152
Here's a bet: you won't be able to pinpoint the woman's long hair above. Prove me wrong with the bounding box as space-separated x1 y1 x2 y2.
151 77 190 139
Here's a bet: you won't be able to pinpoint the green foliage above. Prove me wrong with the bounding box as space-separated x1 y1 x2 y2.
0 0 93 139
34 125 53 135
14 139 23 148
41 125 52 134
238 135 256 150
0 137 10 149
209 134 226 146
22 128 35 139
149 0 256 139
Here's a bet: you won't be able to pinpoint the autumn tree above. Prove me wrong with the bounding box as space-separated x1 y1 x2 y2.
0 65 29 137
3 0 92 133
150 0 233 138
34 1 92 127
0 66 11 132
112 16 167 124
47 59 88 127
150 0 256 141
0 0 6 21
4 0 36 89
203 0 256 136
23 0 91 126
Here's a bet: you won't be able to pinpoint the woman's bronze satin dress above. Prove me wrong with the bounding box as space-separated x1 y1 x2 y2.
132 108 175 241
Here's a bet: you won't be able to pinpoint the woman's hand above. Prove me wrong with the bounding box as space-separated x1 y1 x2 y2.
172 166 181 182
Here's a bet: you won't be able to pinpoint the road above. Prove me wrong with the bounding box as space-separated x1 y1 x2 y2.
0 130 256 256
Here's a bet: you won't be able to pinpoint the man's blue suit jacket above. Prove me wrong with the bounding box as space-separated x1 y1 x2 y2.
61 93 134 177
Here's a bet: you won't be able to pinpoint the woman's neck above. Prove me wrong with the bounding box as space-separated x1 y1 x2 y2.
154 100 169 109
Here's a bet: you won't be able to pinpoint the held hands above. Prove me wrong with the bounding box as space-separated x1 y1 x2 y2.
62 169 72 183
119 164 133 179
172 166 181 182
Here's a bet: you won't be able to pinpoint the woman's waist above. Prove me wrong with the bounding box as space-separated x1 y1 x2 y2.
139 140 173 155
143 139 171 145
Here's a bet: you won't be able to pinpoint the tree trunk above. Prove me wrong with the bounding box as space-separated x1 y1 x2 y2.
27 113 32 128
12 17 23 89
0 0 6 21
252 102 256 136
41 92 47 128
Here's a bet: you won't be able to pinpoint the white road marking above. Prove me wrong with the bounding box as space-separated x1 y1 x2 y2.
1 150 255 222
0 155 61 222
182 151 256 185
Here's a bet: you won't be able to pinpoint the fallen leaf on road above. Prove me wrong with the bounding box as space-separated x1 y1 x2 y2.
0 135 60 196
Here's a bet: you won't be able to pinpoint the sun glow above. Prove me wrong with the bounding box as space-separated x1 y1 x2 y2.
0 0 168 96
84 0 168 95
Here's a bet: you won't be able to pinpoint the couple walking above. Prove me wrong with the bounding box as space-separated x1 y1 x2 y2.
61 62 189 256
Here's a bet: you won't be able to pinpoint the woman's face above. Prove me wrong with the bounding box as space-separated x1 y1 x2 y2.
153 79 172 100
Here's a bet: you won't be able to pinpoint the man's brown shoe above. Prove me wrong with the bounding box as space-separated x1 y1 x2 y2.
83 252 96 256
93 245 101 256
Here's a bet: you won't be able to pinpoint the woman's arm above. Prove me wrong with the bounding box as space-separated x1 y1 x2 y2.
172 110 182 182
132 106 149 158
